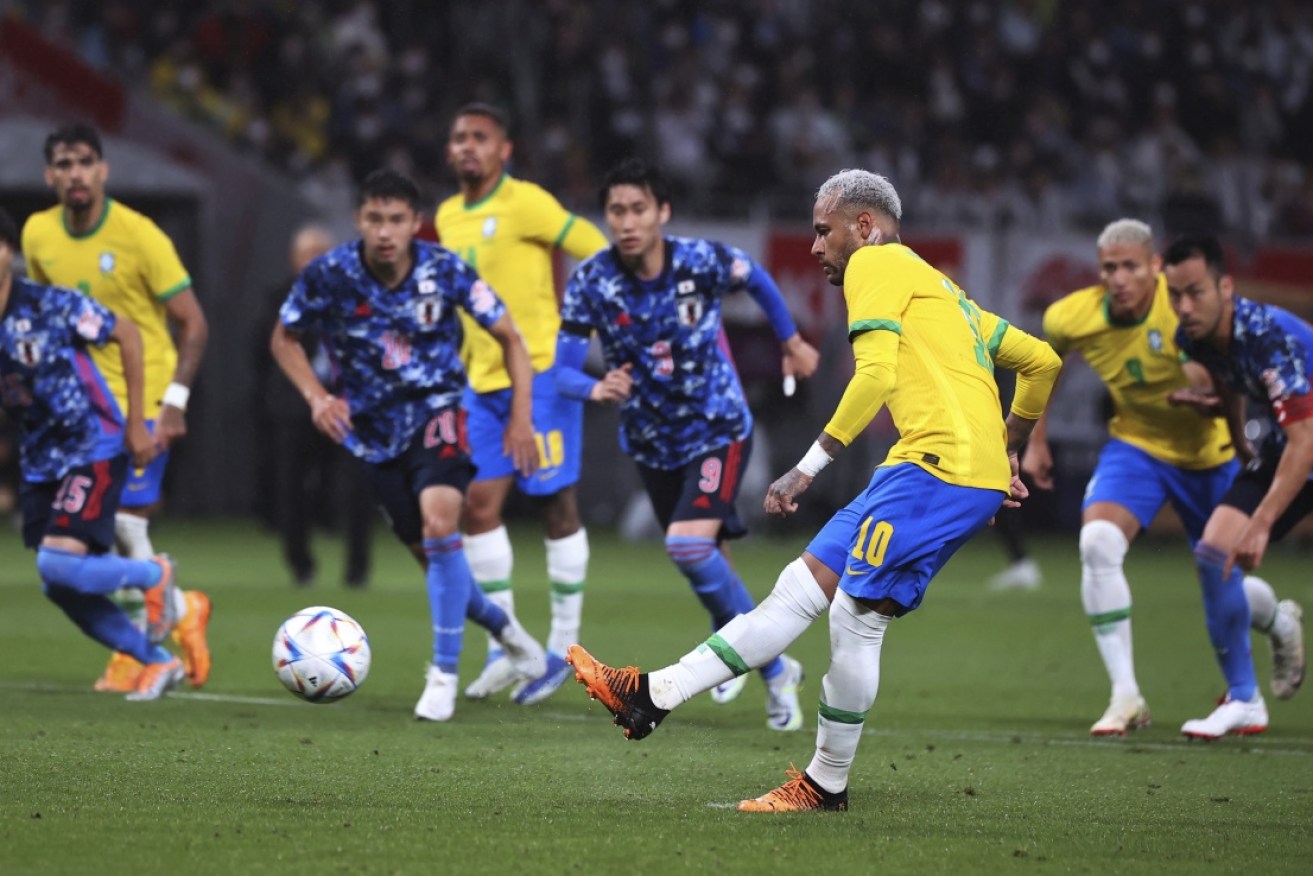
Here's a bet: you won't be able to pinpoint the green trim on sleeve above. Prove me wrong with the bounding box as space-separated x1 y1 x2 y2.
986 319 1010 358
848 318 901 342
156 278 193 301
553 214 578 248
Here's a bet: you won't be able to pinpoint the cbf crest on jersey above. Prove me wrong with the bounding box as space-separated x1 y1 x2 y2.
1147 329 1163 352
676 279 703 326
98 251 116 273
482 216 497 238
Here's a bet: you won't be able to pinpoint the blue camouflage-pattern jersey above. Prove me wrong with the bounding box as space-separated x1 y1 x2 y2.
561 236 757 469
0 277 123 482
1177 296 1313 451
280 240 507 463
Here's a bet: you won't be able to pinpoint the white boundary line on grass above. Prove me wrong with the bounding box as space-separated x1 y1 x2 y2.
5 682 1309 756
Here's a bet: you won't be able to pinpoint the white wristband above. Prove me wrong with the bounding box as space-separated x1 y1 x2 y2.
795 441 833 478
162 382 190 412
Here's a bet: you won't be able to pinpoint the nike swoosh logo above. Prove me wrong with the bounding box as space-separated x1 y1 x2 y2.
845 566 869 577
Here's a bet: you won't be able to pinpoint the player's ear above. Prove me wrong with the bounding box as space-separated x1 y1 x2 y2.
657 200 672 225
1150 252 1163 274
1219 273 1235 300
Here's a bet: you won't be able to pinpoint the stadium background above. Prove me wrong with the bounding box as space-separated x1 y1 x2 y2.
2 0 1312 537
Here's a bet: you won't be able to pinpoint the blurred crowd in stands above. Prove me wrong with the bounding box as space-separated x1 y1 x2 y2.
13 0 1313 240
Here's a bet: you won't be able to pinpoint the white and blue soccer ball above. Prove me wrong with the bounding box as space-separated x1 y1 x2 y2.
273 606 371 703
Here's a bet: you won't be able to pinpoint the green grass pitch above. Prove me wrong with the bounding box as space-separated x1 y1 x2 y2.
2 519 1311 874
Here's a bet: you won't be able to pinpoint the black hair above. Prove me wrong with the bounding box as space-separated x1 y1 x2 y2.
453 102 510 135
0 206 17 250
598 158 673 210
358 169 422 212
1163 233 1227 279
43 122 104 163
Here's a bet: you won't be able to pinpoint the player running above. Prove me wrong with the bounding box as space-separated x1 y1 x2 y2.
1022 219 1302 737
271 169 546 722
22 123 212 693
0 207 184 701
436 103 609 705
555 157 819 732
1166 233 1308 737
567 169 1061 812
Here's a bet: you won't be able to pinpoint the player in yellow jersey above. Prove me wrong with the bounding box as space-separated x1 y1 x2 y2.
568 169 1062 812
1022 219 1302 737
21 123 212 692
436 103 609 705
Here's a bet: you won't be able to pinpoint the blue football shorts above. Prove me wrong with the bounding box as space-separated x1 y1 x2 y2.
464 367 583 496
21 455 129 552
805 463 1004 615
1083 438 1238 543
120 418 169 508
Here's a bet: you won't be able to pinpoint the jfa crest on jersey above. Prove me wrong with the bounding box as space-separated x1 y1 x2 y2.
561 236 759 469
1178 297 1313 436
0 278 124 482
279 240 507 463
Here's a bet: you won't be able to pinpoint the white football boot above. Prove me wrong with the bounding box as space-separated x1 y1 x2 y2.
1181 694 1268 740
1089 693 1151 736
1269 600 1305 700
415 665 459 721
765 655 804 732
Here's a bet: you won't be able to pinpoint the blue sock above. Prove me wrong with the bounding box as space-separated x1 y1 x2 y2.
666 535 785 680
41 581 157 662
1194 542 1258 701
424 536 472 674
466 581 509 636
36 547 161 594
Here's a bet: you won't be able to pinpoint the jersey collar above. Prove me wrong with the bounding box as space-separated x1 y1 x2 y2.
62 197 113 240
463 174 508 211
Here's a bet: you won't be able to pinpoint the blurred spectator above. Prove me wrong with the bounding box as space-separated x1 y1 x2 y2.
255 224 373 589
16 0 1313 239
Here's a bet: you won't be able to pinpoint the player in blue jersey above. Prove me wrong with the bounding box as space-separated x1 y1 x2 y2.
555 159 820 731
0 206 185 701
270 169 547 722
1165 234 1308 738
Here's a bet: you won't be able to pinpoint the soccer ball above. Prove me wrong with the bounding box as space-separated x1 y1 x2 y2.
272 606 371 703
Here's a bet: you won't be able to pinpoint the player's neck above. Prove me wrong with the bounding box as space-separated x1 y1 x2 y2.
64 197 106 235
0 272 11 314
364 249 415 290
629 239 666 281
462 172 503 205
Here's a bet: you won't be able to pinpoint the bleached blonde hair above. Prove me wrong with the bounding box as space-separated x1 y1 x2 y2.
1096 218 1154 249
816 169 903 223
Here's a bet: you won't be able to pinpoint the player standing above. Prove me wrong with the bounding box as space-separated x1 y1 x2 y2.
22 123 212 693
0 207 184 701
1022 219 1302 736
556 159 820 731
436 103 610 705
1166 234 1307 736
271 169 546 722
568 169 1061 811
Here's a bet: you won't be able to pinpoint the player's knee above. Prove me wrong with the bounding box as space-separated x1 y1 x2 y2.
1079 520 1128 570
665 535 716 583
36 547 83 590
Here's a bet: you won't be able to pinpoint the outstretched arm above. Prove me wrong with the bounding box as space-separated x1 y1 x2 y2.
109 316 156 468
486 312 539 476
270 321 352 444
156 288 209 449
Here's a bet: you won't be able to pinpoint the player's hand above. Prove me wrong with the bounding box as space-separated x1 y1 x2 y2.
311 394 353 444
589 364 633 404
1020 440 1054 490
1002 451 1028 510
764 468 813 517
125 420 158 469
1226 519 1271 577
1167 388 1224 417
781 335 820 383
155 403 187 450
504 415 539 477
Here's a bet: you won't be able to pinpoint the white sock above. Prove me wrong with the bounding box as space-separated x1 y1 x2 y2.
806 590 890 795
464 526 514 654
1243 575 1278 633
649 558 830 711
1080 520 1138 700
546 528 588 656
114 513 157 628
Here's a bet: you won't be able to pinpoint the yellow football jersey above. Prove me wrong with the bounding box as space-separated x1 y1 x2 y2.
1043 275 1233 469
837 243 1041 492
22 199 190 419
436 175 608 392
